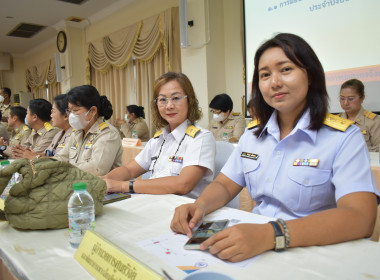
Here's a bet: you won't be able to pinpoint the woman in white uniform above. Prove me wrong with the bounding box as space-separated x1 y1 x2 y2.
103 72 215 199
171 33 378 262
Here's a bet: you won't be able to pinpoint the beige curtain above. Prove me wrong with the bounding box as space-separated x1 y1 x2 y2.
26 58 61 101
88 7 181 134
0 72 3 88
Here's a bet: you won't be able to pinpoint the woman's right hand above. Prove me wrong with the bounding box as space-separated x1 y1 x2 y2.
114 118 126 127
170 203 206 237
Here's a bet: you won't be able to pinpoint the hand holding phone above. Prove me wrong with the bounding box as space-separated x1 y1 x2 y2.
184 219 229 250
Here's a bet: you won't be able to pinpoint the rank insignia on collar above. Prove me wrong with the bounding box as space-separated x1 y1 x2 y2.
240 152 259 160
293 159 319 167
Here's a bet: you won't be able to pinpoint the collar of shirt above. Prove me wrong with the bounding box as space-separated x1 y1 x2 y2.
354 106 366 124
260 109 317 143
161 119 189 143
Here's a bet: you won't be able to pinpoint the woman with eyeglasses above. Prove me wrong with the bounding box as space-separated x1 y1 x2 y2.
54 85 123 176
102 72 215 199
207 93 246 143
114 105 150 142
170 33 378 262
338 79 380 152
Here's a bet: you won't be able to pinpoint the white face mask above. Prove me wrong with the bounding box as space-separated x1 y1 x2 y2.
124 114 129 122
69 109 92 130
213 113 225 122
0 96 4 103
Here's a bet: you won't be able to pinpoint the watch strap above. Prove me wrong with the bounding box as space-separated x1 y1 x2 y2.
129 179 135 194
269 221 285 251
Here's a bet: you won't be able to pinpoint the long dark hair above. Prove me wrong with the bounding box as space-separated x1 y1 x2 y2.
67 85 113 120
250 33 329 136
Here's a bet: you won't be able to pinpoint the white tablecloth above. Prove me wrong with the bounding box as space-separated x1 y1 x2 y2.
1 194 380 279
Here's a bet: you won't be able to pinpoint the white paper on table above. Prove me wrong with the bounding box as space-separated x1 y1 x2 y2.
137 207 273 271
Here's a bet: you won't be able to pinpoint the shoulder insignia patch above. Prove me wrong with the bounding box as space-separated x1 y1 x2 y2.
44 122 53 131
98 122 109 131
247 119 260 130
323 113 354 131
186 125 200 138
23 125 29 131
364 110 376 120
154 130 163 138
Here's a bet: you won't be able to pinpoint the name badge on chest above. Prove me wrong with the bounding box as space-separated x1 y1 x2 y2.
240 152 259 160
169 156 183 163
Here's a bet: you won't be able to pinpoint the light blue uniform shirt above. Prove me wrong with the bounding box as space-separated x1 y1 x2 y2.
222 110 379 220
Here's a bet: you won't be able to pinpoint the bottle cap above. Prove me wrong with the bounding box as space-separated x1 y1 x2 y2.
1 160 10 165
73 182 87 190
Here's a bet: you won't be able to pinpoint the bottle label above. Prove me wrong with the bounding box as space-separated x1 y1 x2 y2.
68 208 95 247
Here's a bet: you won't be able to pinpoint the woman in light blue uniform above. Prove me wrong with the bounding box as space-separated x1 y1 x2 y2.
171 33 379 262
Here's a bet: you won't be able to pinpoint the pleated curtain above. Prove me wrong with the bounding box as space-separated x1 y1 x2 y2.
88 7 181 136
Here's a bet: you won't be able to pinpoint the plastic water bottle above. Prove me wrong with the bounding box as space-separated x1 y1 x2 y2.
68 182 95 248
0 160 10 170
222 133 229 142
131 130 138 139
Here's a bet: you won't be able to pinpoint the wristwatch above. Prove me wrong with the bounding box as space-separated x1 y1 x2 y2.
0 145 7 154
129 179 135 194
269 221 285 251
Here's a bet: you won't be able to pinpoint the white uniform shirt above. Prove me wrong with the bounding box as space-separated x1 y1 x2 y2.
222 110 379 220
135 119 215 199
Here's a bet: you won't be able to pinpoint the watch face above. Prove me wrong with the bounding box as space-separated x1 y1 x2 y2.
275 236 285 250
0 145 7 152
57 31 67 53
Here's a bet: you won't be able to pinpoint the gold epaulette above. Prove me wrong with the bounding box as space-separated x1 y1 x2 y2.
186 125 200 138
364 110 376 120
154 130 163 138
323 113 354 132
98 122 108 131
44 122 53 131
23 125 29 131
247 119 260 130
232 112 241 116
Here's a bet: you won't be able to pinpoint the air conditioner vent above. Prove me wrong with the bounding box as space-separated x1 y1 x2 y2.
7 23 46 38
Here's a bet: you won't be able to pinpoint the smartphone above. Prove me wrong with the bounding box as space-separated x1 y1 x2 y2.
184 219 229 250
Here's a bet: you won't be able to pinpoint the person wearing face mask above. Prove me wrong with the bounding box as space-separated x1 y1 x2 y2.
0 87 13 127
102 72 215 199
338 79 380 152
114 105 150 142
12 99 60 158
13 94 73 159
207 93 246 143
54 85 123 176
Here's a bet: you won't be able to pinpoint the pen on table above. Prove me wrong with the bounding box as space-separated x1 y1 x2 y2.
162 269 174 280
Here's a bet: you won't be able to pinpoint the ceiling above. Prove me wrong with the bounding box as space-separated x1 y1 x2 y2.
0 0 136 56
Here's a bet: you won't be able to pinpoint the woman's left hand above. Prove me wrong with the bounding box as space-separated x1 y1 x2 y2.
199 223 274 262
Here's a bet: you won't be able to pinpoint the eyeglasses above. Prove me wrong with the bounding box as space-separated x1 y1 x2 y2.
155 95 187 107
338 96 360 103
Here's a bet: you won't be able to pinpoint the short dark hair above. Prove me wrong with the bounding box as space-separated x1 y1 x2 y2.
152 72 202 129
340 79 365 98
127 105 145 119
10 106 27 122
1 87 11 97
29 99 52 122
251 33 329 136
67 85 113 120
53 94 69 115
209 93 233 113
